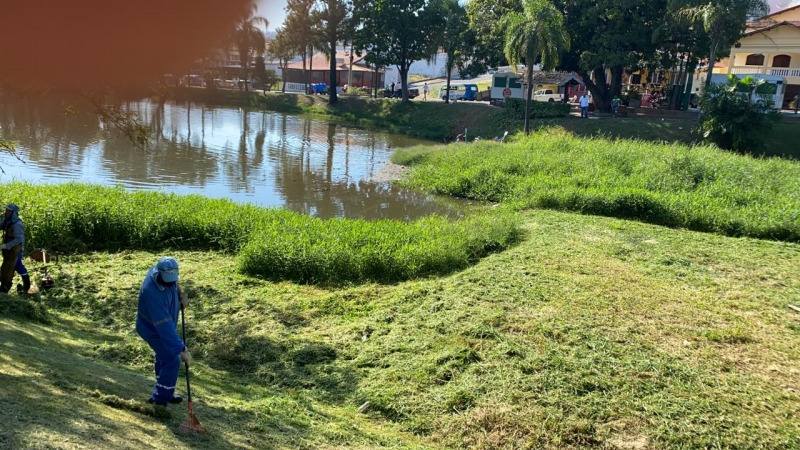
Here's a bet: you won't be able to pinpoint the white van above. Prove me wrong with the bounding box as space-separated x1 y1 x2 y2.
490 71 524 102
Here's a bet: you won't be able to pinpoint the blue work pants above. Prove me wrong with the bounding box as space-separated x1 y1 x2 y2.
143 334 181 403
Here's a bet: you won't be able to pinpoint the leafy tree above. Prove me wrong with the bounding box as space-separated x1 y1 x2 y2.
354 0 444 102
465 0 522 76
553 0 666 112
352 6 392 98
678 0 769 90
312 0 353 104
653 2 711 109
260 69 280 91
503 0 570 134
699 75 780 151
232 3 269 91
270 27 296 93
285 0 319 92
439 0 472 104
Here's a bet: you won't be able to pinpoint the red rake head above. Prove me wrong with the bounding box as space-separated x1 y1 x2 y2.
177 402 206 435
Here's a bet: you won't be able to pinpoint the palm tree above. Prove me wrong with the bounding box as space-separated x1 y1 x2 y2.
502 0 570 134
232 3 269 91
679 0 769 90
312 0 351 105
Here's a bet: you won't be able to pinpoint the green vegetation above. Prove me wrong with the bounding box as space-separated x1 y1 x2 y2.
393 131 800 242
1 182 519 284
249 92 542 140
699 75 782 152
503 98 571 120
239 214 520 284
3 209 800 448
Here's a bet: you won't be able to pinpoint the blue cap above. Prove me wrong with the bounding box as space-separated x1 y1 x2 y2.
156 257 179 283
5 203 18 212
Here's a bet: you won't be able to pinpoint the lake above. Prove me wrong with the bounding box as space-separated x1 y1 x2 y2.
0 99 460 220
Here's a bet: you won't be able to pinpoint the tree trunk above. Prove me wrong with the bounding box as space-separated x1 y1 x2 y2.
308 46 314 91
705 41 718 91
281 60 287 93
445 57 453 104
302 54 307 93
400 63 409 102
610 66 623 99
524 63 533 135
583 67 610 113
329 39 338 105
373 65 379 98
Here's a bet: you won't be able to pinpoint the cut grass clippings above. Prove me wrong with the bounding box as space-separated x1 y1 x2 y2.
3 210 800 448
393 130 800 242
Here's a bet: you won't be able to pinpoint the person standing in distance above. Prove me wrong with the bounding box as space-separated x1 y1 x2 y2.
0 203 31 294
579 92 590 118
136 257 192 406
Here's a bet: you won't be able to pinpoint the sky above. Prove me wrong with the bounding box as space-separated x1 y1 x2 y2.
769 0 800 13
258 0 287 31
257 0 799 32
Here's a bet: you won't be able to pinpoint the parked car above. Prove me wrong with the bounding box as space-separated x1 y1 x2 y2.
533 89 563 102
382 87 420 99
309 83 328 94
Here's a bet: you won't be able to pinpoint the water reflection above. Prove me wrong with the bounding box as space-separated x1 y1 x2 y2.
0 99 460 220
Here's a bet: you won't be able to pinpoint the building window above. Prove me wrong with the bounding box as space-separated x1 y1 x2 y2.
745 54 765 66
773 55 791 68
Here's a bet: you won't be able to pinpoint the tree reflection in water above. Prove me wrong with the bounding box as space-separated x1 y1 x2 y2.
0 99 463 220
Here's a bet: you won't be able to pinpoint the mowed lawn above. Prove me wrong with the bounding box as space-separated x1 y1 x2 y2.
2 208 800 449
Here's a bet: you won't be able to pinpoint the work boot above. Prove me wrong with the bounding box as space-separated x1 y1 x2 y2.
0 282 11 293
22 274 30 292
148 395 183 406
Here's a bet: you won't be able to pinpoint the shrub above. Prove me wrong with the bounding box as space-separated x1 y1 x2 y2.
504 98 570 120
699 75 781 152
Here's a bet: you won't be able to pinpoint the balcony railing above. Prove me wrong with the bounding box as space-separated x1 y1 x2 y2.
770 68 800 77
730 66 800 78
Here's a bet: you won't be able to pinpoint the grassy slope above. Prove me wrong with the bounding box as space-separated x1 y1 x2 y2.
3 210 800 448
394 132 800 242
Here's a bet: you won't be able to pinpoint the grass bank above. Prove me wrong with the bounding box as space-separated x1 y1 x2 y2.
3 210 800 448
393 131 800 242
3 182 520 284
165 89 800 158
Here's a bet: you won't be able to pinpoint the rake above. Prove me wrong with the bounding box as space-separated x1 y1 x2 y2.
177 304 206 435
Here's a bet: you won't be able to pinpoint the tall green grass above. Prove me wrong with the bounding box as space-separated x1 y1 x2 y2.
238 213 521 284
2 182 521 283
393 130 800 242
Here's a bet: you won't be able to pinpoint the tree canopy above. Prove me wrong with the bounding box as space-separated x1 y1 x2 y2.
354 0 444 101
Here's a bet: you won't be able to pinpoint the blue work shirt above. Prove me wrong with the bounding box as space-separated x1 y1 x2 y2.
1 212 25 249
135 266 184 357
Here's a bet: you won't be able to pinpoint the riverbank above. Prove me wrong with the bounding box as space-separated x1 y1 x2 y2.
3 208 800 448
166 88 800 158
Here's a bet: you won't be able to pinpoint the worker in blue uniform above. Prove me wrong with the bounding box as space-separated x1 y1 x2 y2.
136 257 192 406
0 203 30 294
